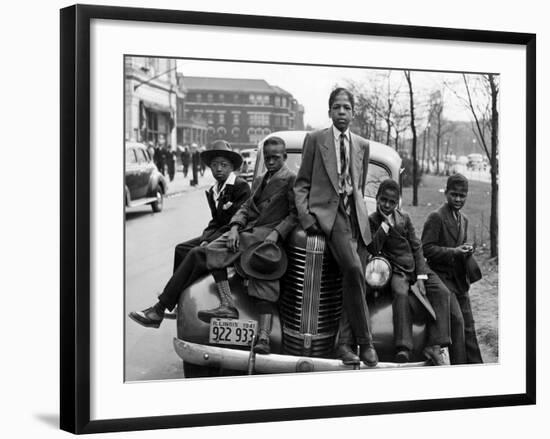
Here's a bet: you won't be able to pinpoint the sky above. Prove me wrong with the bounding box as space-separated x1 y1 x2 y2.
176 58 489 130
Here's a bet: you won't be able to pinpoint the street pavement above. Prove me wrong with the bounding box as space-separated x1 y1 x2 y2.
125 170 215 381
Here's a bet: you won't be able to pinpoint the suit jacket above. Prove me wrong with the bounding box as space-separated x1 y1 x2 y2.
421 203 473 293
368 209 428 280
206 164 297 301
200 175 251 243
230 163 298 246
294 127 371 246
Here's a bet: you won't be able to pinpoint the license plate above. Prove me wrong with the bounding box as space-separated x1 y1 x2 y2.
209 318 257 346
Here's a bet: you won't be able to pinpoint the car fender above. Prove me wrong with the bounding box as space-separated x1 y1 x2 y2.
176 271 283 353
147 171 167 197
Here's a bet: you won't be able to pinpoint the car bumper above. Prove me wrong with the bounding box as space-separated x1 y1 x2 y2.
173 338 430 374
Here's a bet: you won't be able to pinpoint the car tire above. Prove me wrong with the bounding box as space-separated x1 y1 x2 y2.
151 187 163 212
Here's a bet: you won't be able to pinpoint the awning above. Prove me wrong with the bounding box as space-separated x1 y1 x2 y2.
141 100 172 114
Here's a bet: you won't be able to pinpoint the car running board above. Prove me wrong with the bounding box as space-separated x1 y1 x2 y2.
173 338 429 374
128 197 158 207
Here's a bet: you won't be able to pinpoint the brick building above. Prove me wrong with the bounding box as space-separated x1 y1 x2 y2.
125 57 182 149
176 75 305 150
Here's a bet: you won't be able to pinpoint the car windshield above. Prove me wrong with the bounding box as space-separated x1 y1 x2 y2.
257 150 392 197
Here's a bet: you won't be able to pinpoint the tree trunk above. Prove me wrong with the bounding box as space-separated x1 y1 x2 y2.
404 71 418 206
489 74 499 258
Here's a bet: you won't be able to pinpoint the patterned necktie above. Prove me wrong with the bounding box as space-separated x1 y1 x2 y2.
339 133 347 178
339 133 351 215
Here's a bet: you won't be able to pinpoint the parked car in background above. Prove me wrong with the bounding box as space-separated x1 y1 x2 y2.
238 148 257 182
125 141 167 213
174 131 434 378
467 153 484 171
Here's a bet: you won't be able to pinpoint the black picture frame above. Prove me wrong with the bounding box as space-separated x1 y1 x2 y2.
60 4 536 434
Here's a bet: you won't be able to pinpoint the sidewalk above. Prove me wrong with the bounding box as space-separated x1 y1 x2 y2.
164 167 216 198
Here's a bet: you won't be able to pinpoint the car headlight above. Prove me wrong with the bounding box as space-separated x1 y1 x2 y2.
365 256 392 289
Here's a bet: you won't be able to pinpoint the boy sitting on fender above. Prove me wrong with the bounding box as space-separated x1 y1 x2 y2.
368 179 454 365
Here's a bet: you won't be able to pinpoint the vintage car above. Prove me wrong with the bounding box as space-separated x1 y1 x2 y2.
174 131 432 377
125 141 167 213
238 147 257 182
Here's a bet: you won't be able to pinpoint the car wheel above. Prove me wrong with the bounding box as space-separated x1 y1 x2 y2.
151 187 163 212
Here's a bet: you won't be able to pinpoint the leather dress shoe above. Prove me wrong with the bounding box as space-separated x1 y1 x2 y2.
423 345 446 366
129 307 164 328
336 344 360 365
197 305 239 323
395 349 411 363
360 343 379 367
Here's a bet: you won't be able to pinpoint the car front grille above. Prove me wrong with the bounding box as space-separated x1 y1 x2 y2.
280 234 343 357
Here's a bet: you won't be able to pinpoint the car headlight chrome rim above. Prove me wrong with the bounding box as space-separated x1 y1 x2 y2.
365 256 392 289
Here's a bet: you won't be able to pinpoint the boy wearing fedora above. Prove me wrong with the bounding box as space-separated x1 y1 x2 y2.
198 136 297 354
129 140 250 328
366 179 455 365
172 140 251 271
422 173 483 364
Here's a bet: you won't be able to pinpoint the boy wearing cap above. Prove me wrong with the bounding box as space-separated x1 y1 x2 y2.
367 179 453 365
129 140 250 328
172 140 251 271
422 173 483 364
198 136 297 354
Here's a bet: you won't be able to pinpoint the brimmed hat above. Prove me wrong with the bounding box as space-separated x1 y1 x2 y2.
200 140 243 169
240 241 288 281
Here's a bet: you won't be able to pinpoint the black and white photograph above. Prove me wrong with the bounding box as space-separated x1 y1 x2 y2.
124 56 500 381
53 3 537 434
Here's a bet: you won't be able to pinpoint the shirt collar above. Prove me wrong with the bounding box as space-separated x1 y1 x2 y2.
211 172 236 197
332 125 351 142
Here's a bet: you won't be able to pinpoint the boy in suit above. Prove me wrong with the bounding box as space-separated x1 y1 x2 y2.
198 136 297 354
129 140 249 327
422 173 482 364
368 179 453 365
172 140 251 272
294 87 377 366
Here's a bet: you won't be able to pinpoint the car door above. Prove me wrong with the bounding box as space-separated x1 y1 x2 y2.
125 147 140 201
135 147 153 198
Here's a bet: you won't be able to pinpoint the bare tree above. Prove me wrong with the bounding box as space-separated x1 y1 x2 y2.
461 73 499 257
404 70 418 206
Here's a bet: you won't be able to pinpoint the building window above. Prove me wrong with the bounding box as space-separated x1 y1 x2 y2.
233 113 240 125
264 95 270 105
234 94 239 103
263 128 271 136
217 127 227 137
249 94 255 104
219 94 225 103
196 93 202 103
145 108 159 143
207 93 213 103
218 112 225 124
207 112 214 124
249 112 270 126
232 127 240 138
274 96 280 107
282 97 287 107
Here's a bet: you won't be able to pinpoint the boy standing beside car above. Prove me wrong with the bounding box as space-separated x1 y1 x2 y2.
422 173 482 364
294 87 378 367
367 179 455 365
